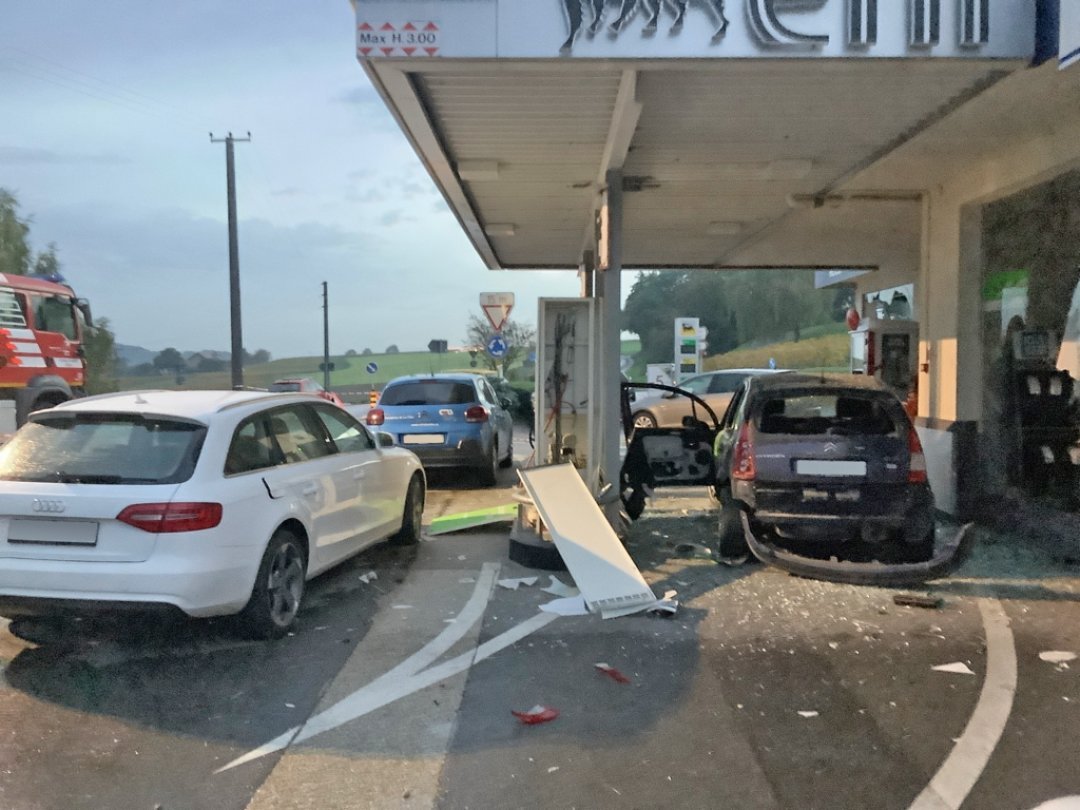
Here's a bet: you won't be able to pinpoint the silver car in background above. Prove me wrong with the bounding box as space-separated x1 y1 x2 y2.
629 368 786 429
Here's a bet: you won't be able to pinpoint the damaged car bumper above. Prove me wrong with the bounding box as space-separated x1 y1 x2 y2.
740 513 975 587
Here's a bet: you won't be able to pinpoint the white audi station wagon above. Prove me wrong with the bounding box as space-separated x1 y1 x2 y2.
0 390 425 638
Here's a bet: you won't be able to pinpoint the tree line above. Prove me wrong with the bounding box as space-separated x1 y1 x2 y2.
623 269 853 364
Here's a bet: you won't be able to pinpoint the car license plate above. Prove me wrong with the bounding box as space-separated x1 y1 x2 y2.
795 460 866 476
7 518 99 546
403 434 445 445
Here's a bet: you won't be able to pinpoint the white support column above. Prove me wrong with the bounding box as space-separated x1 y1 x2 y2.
597 170 624 489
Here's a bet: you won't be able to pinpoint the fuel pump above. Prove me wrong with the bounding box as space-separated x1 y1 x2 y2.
1003 329 1078 496
849 315 919 413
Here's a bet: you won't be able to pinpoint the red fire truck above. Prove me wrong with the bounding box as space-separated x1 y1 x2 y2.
0 272 93 426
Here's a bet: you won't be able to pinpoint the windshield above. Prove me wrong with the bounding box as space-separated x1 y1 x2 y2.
757 393 901 436
380 381 476 406
269 382 302 392
0 413 205 484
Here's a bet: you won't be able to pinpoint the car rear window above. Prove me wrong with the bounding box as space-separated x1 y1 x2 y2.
0 413 205 484
380 381 476 406
756 393 901 436
269 382 301 392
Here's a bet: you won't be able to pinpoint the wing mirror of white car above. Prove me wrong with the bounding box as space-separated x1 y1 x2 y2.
376 432 395 449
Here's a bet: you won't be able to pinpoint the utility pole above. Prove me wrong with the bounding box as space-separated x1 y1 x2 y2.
322 281 331 390
210 131 251 389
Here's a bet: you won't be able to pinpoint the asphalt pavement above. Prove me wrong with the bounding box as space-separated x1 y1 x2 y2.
0 454 1078 810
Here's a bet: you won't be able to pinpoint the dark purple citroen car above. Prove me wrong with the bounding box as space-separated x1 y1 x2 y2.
713 373 935 566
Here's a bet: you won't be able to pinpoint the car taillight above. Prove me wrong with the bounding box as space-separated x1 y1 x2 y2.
731 421 757 480
366 408 385 426
908 426 928 483
117 502 223 533
465 405 489 423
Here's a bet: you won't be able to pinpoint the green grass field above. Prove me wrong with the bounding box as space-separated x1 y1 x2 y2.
115 350 530 393
114 329 846 394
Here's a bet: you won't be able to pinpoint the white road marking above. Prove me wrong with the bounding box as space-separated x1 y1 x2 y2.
908 598 1017 810
216 563 559 773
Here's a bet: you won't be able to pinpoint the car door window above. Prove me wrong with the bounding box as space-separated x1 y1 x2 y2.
268 406 333 464
313 405 375 453
480 380 497 405
225 415 278 475
708 373 744 394
721 384 746 430
679 375 712 395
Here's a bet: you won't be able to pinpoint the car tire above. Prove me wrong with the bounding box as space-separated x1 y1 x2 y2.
632 410 658 429
390 475 424 546
716 488 750 564
238 529 306 640
478 442 498 486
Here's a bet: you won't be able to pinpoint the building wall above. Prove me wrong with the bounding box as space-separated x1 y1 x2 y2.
913 61 1080 513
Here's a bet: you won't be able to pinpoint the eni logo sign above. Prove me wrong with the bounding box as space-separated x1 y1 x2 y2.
560 0 990 52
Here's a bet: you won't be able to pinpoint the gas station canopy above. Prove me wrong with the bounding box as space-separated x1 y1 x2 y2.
356 0 1037 270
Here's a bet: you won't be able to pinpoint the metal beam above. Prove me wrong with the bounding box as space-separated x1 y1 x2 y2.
580 69 642 260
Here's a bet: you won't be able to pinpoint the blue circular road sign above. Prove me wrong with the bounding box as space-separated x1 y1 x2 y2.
486 334 509 359
365 361 379 374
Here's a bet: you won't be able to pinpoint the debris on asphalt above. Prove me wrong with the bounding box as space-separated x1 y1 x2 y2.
932 662 976 675
427 504 518 535
512 705 560 725
547 766 560 773
649 589 679 616
498 577 539 591
540 595 588 616
392 605 414 610
1039 651 1077 666
595 663 631 684
285 703 295 708
519 465 656 619
541 576 579 598
797 710 819 718
358 571 378 584
675 542 715 560
893 593 942 609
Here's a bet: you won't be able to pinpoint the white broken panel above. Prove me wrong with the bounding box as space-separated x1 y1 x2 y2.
518 464 655 619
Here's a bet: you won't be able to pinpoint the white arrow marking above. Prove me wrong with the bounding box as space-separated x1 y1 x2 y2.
216 564 557 773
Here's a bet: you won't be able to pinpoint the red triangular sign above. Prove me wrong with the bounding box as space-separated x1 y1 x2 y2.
482 304 512 333
380 22 395 31
424 22 439 31
424 47 439 56
402 47 417 55
359 47 374 56
358 22 373 31
403 22 416 30
380 46 395 56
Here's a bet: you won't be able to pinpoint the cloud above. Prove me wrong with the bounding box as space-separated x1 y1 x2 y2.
0 146 129 166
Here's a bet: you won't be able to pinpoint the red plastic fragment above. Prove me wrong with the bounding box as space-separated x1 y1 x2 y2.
512 705 560 725
594 663 631 684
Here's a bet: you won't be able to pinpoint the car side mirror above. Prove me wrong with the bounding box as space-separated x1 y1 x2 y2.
499 397 513 410
376 432 395 449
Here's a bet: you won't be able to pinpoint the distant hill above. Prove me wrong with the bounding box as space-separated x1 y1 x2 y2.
115 345 235 368
115 344 157 367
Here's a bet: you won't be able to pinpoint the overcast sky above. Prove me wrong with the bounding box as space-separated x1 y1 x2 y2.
0 1 586 358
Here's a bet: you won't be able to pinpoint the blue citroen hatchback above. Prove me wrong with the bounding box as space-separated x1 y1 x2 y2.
366 373 513 485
